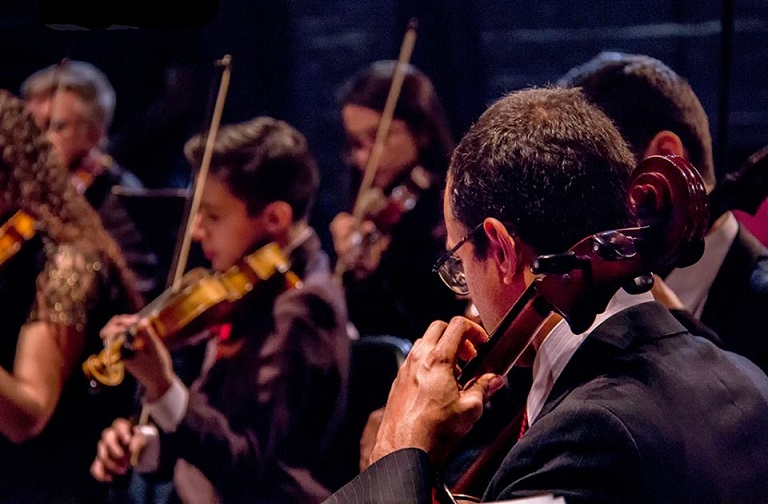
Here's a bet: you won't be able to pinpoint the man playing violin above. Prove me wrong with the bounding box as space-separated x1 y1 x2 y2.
325 87 768 503
91 117 350 503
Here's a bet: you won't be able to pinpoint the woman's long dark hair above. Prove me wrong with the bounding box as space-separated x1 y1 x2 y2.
338 60 454 181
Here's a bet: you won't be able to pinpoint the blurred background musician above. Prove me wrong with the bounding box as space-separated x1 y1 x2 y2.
558 52 768 375
330 60 467 342
0 89 141 503
20 60 161 301
90 117 350 504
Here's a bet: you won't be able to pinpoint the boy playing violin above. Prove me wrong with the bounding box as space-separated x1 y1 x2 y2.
91 117 350 503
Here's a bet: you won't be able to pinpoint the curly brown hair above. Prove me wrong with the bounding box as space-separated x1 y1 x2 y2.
0 89 142 309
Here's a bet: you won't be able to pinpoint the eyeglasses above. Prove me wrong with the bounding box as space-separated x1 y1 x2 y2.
432 222 484 295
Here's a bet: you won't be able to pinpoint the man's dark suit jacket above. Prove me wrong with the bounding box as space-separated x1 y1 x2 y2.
325 301 768 504
699 225 768 375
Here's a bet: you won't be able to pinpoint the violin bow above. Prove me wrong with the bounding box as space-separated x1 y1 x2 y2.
131 55 232 462
351 18 418 219
167 54 232 292
334 18 418 279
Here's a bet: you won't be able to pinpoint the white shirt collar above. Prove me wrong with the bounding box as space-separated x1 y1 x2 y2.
526 288 655 423
664 211 738 318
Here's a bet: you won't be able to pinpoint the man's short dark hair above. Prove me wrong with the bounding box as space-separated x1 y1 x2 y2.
557 51 715 190
449 87 636 257
184 117 319 221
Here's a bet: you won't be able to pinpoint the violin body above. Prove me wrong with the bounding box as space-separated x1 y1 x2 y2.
338 165 435 278
363 165 435 235
83 242 300 387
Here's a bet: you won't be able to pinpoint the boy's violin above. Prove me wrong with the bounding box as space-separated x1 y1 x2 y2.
82 241 301 387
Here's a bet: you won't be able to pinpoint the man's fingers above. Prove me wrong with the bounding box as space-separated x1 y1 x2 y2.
462 372 506 409
101 428 127 458
112 418 133 445
433 317 489 365
419 320 449 346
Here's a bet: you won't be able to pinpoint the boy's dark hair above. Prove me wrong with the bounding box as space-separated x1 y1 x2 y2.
184 117 319 221
557 51 715 190
450 87 636 257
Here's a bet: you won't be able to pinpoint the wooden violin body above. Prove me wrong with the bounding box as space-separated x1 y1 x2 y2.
443 155 709 502
83 242 301 387
358 165 435 235
344 164 435 274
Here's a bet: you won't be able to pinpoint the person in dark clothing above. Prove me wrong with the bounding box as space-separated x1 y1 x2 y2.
91 117 350 503
21 59 160 301
331 60 467 342
0 89 142 503
558 51 768 376
324 87 768 504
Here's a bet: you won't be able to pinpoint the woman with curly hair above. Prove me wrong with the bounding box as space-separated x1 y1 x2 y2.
0 89 142 503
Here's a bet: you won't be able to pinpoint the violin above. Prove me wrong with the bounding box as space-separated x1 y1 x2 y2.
342 164 435 275
356 164 435 236
70 151 109 195
82 242 301 387
438 154 709 503
0 210 38 268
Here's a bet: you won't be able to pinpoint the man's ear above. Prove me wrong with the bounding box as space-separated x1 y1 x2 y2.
260 201 293 234
483 218 519 286
643 130 685 159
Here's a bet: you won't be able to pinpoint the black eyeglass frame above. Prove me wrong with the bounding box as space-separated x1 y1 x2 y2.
431 222 485 295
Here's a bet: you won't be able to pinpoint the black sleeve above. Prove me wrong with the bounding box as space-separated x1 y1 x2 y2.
323 449 434 504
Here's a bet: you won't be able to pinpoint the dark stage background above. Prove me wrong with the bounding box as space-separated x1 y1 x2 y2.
1 0 766 259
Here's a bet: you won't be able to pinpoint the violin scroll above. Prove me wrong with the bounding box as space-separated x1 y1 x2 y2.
628 155 709 269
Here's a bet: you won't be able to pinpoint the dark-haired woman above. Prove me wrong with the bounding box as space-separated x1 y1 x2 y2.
331 60 467 341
